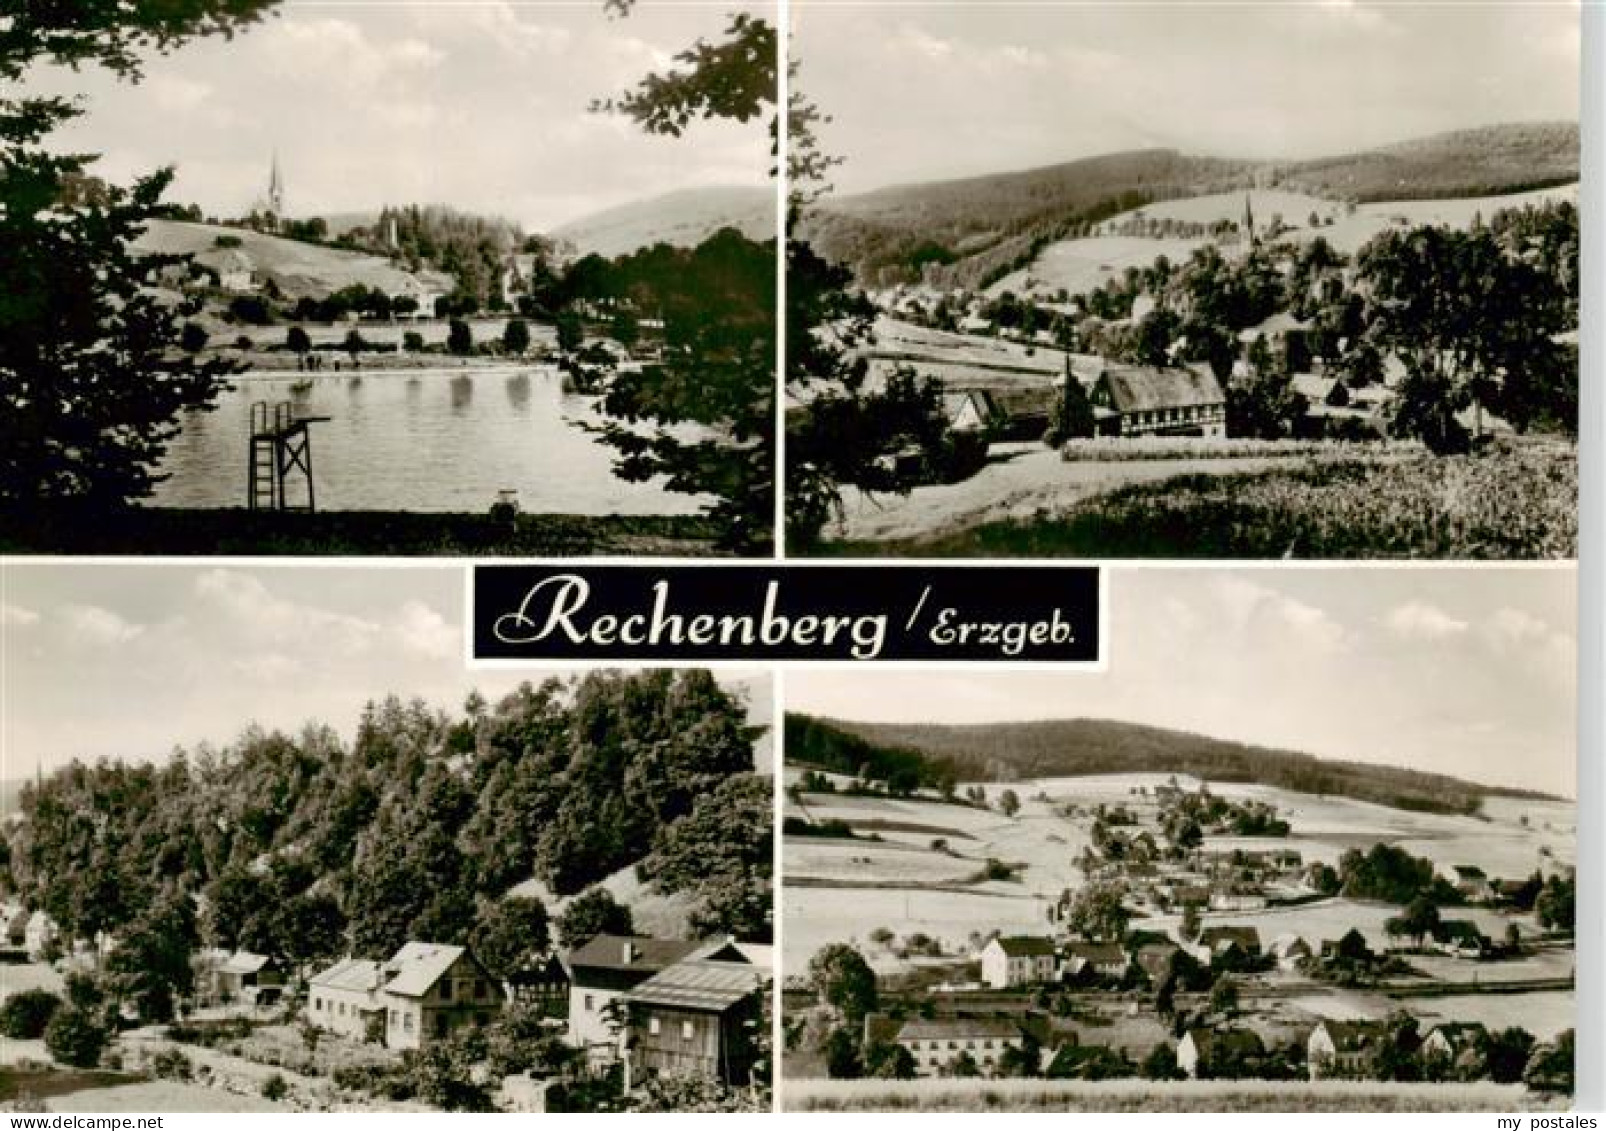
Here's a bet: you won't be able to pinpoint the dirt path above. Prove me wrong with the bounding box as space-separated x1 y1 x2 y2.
829 446 1291 544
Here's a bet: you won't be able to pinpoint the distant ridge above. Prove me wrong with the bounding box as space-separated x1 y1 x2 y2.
553 184 775 258
805 121 1579 285
785 713 1564 816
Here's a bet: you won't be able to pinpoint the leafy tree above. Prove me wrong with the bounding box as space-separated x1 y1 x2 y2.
574 12 775 554
502 317 531 356
555 887 633 951
821 1025 863 1079
1536 873 1575 933
1179 902 1201 943
1065 880 1130 942
104 887 198 1023
998 789 1021 817
0 989 62 1039
951 1050 981 1078
179 321 210 353
447 318 473 356
807 943 877 1027
1482 1026 1537 1084
1524 1029 1574 1094
285 325 312 355
1141 1042 1182 1081
44 1007 109 1068
470 896 550 982
1208 974 1238 1015
1359 224 1574 450
863 1040 916 1079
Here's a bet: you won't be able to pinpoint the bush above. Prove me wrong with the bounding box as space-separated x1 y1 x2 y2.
149 1047 194 1080
44 1007 110 1068
0 989 62 1039
261 1072 288 1101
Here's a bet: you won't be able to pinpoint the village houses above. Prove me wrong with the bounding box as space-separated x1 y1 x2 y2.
306 941 504 1051
980 935 1058 988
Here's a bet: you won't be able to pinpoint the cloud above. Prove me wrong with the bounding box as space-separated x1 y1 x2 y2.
2 602 40 628
1213 576 1349 653
1384 600 1469 642
193 569 379 655
393 600 460 662
60 604 144 646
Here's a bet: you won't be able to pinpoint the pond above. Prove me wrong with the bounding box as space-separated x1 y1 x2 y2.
149 366 706 515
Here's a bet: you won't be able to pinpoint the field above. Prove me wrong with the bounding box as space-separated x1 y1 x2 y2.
782 769 1572 981
782 1077 1562 1112
134 220 444 300
990 185 1579 299
553 185 775 258
826 444 1577 559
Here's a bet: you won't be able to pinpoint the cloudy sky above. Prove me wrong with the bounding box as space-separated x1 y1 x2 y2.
1 565 771 776
786 567 1578 797
26 1 772 231
794 1 1581 194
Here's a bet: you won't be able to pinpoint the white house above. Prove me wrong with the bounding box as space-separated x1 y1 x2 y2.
895 1017 1023 1077
1308 1019 1387 1080
306 942 503 1050
1177 1026 1265 1079
307 957 386 1042
980 935 1057 988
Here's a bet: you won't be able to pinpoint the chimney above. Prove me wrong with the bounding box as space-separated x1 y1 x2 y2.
622 940 637 964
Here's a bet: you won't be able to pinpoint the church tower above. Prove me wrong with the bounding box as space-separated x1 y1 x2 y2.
267 152 284 218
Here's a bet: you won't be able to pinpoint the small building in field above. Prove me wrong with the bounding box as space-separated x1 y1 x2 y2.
4 908 31 950
980 935 1058 988
1089 364 1227 438
307 957 387 1043
1061 941 1130 980
1449 865 1495 903
1421 1021 1488 1069
1177 1025 1266 1079
565 934 701 1056
1308 1019 1387 1080
1195 925 1262 962
196 247 257 293
1431 920 1491 959
23 911 58 960
380 942 504 1051
214 950 285 1007
895 1016 1023 1077
1321 928 1374 963
941 389 999 436
1267 934 1314 971
623 943 769 1086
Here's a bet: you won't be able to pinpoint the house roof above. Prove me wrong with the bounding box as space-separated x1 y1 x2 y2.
624 959 764 1014
896 1017 1021 1042
567 934 703 992
220 950 274 975
1425 1022 1487 1052
1316 1019 1387 1052
1198 925 1261 951
1268 934 1312 957
1098 365 1226 414
1185 1026 1265 1059
383 942 471 998
1065 942 1126 964
309 957 384 994
990 935 1056 958
1452 865 1488 880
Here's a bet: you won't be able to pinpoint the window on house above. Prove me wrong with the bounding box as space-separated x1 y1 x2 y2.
649 1016 661 1035
440 979 453 1001
475 980 487 999
585 994 594 1011
681 1020 695 1040
404 1013 413 1032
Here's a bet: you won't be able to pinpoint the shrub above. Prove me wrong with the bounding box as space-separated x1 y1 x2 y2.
0 989 62 1039
261 1073 289 1101
149 1047 194 1080
44 1007 110 1068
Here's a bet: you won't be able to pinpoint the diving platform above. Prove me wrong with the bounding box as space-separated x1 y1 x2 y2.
248 400 330 512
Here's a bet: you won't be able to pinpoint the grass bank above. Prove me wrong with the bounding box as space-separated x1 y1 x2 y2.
0 508 731 557
782 1077 1562 1112
826 445 1575 559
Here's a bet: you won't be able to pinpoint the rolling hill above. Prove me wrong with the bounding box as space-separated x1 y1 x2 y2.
553 184 776 258
785 714 1559 816
133 219 450 300
804 121 1579 286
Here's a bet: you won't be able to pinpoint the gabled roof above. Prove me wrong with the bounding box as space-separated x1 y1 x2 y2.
309 957 384 994
382 942 472 998
896 1017 1020 1042
989 935 1056 958
1315 1019 1387 1052
1098 365 1225 414
1064 942 1126 964
1425 1022 1487 1051
625 959 764 1014
567 934 702 993
1184 1026 1265 1059
220 950 274 975
1452 865 1488 880
1198 925 1261 951
1268 933 1312 957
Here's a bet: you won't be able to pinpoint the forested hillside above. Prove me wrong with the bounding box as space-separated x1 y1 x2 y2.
0 671 773 973
786 714 1552 815
806 122 1579 286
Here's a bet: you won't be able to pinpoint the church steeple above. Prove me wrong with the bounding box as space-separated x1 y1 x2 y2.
267 151 284 218
1243 192 1256 248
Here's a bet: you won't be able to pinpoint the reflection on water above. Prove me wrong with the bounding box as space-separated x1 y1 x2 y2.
150 366 705 515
